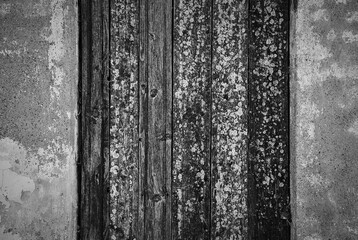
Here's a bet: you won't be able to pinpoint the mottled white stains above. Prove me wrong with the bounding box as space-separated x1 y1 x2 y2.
212 0 247 238
312 9 329 21
296 0 358 238
342 30 358 43
304 235 323 240
327 29 336 41
44 0 67 109
0 3 11 16
109 1 139 239
346 11 358 23
348 120 358 136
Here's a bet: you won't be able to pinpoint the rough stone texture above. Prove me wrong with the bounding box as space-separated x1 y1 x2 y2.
294 0 358 239
0 0 78 239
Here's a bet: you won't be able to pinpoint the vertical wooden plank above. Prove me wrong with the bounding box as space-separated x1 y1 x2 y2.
103 0 111 238
247 0 290 239
80 0 109 239
172 0 212 239
139 0 172 239
109 0 140 239
211 0 248 239
138 0 148 239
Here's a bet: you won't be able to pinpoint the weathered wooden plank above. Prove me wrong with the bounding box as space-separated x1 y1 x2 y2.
247 0 290 239
80 0 109 239
211 1 248 239
102 0 111 238
138 0 148 239
109 0 140 239
172 1 212 239
139 0 173 239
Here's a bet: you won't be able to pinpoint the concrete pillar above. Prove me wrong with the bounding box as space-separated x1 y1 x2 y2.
0 0 78 239
293 0 358 239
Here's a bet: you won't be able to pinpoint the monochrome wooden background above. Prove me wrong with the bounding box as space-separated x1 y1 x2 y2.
79 0 291 239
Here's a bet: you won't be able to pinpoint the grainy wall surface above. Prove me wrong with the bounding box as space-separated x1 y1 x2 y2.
294 0 358 239
0 0 78 239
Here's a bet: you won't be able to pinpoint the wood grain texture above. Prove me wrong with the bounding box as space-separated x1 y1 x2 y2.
109 1 139 239
139 0 173 239
80 0 109 239
103 0 111 238
247 0 290 239
211 0 248 239
172 1 212 239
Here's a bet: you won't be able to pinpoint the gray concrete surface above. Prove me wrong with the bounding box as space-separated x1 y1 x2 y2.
0 0 78 239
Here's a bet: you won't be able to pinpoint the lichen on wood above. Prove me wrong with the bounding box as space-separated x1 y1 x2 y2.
211 0 248 239
109 1 139 239
173 0 212 239
248 0 290 239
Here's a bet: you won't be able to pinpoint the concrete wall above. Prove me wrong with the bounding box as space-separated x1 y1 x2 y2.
294 0 358 239
0 0 78 239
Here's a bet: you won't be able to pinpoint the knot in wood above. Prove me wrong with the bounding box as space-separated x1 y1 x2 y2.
150 89 158 97
152 194 162 202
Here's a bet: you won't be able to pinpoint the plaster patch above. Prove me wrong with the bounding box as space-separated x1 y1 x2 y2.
0 138 27 163
0 169 35 206
335 0 348 4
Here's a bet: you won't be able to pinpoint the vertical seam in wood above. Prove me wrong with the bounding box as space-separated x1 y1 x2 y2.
77 1 83 239
137 0 142 238
99 1 104 237
171 0 175 239
102 0 110 238
209 0 214 239
163 3 168 238
246 0 256 239
290 0 297 238
143 0 149 237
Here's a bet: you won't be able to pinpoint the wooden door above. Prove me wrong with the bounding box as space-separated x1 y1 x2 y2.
79 0 291 239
